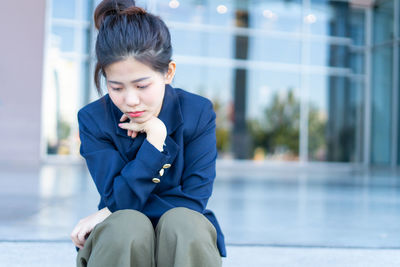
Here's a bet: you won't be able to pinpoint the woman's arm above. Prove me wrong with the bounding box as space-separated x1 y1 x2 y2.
77 109 170 212
142 100 217 217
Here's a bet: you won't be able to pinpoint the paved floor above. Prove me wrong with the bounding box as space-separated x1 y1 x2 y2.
1 162 400 266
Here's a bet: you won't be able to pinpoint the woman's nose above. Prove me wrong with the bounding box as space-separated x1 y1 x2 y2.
125 90 140 106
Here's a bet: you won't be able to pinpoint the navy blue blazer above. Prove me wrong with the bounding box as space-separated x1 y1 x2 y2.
77 84 226 257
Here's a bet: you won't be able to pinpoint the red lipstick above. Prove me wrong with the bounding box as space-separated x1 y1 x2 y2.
127 111 144 118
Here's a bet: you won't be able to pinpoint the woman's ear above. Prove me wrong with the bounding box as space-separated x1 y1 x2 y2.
165 61 176 84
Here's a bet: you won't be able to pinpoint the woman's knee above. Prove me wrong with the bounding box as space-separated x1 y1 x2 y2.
94 209 155 245
157 207 217 244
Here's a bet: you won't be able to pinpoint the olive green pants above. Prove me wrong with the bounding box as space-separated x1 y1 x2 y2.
76 207 222 267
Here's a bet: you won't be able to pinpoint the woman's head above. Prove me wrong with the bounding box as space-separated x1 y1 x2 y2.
93 0 175 121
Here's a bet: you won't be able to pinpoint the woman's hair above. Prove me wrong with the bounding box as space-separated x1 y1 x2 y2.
93 0 173 96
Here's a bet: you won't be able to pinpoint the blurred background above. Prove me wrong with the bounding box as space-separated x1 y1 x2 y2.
1 0 400 266
1 0 399 167
41 0 397 166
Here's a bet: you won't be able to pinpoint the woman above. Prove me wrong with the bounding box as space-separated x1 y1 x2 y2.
70 0 226 266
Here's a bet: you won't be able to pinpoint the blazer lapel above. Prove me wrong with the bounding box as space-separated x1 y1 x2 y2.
155 84 183 164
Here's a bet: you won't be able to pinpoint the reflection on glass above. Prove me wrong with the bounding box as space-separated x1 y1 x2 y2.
373 0 394 44
247 71 301 161
308 75 363 162
249 37 301 63
310 0 349 37
158 0 234 26
52 0 76 19
170 29 232 58
249 0 302 32
350 9 365 46
45 0 92 156
371 46 393 164
350 51 364 74
81 0 94 20
310 43 349 67
173 64 233 159
51 26 75 52
80 61 90 106
43 49 79 155
81 28 91 54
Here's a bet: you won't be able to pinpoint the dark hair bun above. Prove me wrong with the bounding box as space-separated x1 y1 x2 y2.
120 6 146 16
94 0 140 30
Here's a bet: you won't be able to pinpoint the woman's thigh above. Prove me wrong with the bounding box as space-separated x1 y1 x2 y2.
155 207 221 267
77 209 156 267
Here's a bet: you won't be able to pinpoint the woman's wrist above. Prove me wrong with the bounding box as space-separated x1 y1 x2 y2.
147 133 166 152
100 207 112 218
145 118 167 152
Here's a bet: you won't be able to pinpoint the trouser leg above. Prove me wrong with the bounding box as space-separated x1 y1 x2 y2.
76 209 155 267
155 207 222 267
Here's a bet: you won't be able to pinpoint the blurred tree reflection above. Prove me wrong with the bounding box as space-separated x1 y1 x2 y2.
249 89 326 161
213 99 231 158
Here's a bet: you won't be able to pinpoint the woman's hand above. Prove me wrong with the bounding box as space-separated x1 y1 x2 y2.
70 207 112 249
119 114 167 152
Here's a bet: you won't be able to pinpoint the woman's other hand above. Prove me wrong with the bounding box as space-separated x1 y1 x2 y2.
118 114 167 152
70 207 112 249
120 114 139 138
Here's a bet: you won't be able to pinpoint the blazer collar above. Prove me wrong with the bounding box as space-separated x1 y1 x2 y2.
109 84 183 138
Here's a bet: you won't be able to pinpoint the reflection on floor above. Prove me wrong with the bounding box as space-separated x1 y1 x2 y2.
1 163 400 266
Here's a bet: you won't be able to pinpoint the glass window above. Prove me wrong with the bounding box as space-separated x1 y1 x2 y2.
247 70 301 161
310 0 349 37
157 0 234 27
249 37 301 64
80 61 91 107
398 45 400 165
373 0 394 45
371 45 393 164
51 26 75 52
309 43 349 68
81 0 94 21
349 9 365 46
43 57 80 155
44 0 93 157
170 29 232 59
80 28 91 54
173 64 233 159
308 74 363 162
308 42 364 71
52 0 76 19
350 50 365 74
249 0 302 33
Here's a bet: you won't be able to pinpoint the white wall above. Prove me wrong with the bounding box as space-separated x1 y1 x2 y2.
0 0 46 166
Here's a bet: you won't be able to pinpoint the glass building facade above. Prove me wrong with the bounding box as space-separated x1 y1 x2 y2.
42 0 400 167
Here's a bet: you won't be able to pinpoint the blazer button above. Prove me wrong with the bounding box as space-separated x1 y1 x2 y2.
159 169 165 176
152 178 161 183
163 164 171 169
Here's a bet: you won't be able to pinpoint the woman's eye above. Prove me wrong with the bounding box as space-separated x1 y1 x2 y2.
111 87 122 91
137 85 149 89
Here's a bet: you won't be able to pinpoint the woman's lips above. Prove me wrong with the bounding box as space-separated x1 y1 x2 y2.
127 111 145 118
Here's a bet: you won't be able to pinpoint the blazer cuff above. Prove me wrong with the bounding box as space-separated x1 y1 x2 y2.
135 138 170 172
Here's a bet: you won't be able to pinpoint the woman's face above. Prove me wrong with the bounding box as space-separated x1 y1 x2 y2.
104 57 175 123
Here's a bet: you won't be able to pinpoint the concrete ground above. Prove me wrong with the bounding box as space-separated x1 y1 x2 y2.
1 162 400 266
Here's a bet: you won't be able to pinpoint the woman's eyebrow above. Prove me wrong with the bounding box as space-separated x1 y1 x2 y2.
108 77 150 84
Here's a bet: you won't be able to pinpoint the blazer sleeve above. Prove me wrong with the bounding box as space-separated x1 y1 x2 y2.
142 100 217 217
77 109 171 212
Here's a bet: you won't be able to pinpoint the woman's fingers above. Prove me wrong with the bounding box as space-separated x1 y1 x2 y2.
119 122 141 132
77 228 90 244
120 114 129 122
71 226 84 248
131 131 138 138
